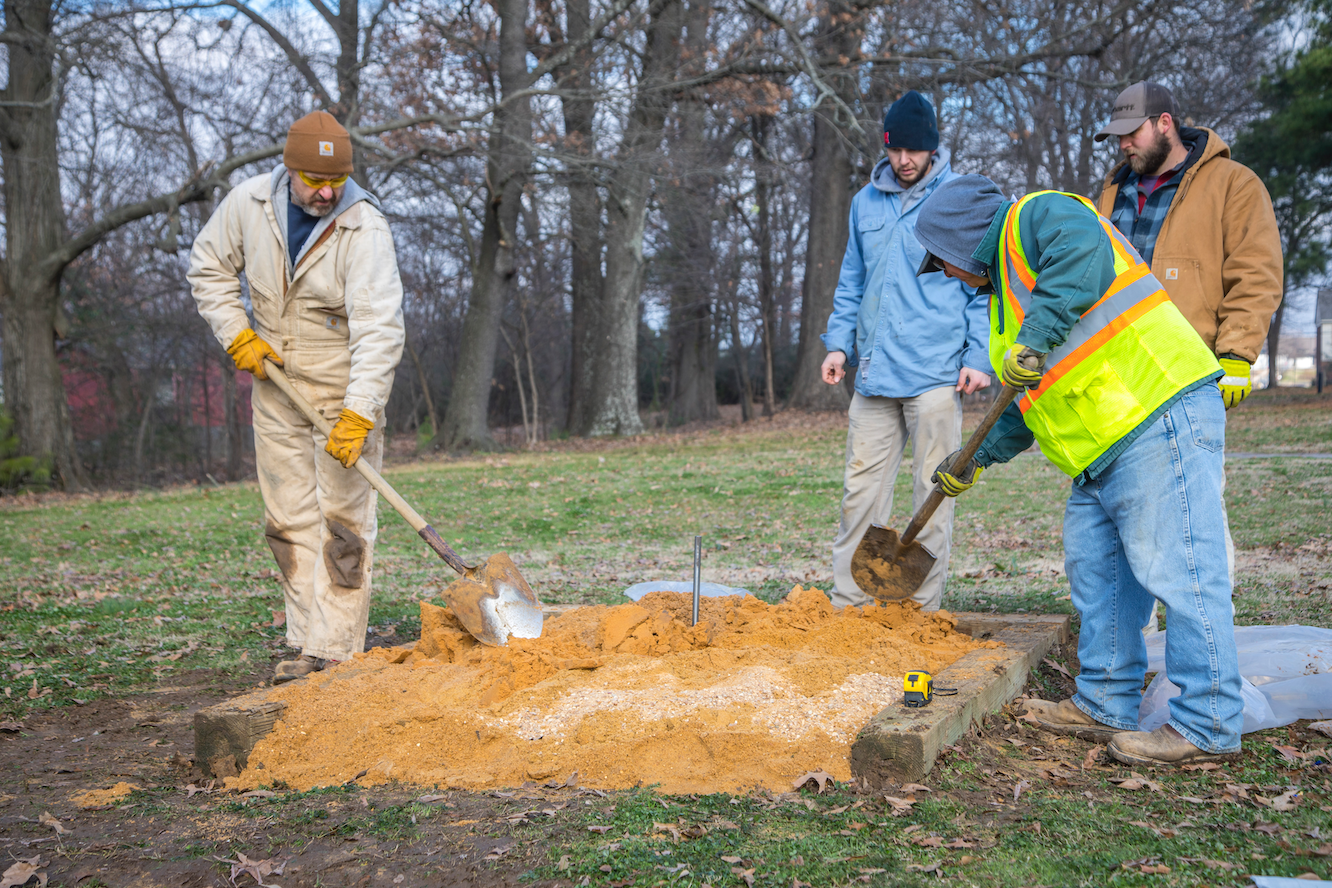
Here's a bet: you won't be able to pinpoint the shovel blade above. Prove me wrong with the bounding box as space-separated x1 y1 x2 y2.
440 552 544 646
851 525 937 602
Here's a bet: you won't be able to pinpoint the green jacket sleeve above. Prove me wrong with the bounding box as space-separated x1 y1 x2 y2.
973 400 1034 467
1013 194 1120 354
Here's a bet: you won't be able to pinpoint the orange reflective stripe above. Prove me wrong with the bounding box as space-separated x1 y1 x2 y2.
1004 210 1037 291
1024 290 1171 403
1084 262 1151 314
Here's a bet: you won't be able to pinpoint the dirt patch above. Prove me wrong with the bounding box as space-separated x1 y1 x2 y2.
236 588 999 794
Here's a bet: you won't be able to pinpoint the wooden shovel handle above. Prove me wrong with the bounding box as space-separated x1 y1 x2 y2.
261 358 472 576
899 384 1023 547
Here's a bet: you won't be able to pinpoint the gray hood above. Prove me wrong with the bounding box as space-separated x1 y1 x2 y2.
269 165 379 272
914 174 1008 278
870 146 951 213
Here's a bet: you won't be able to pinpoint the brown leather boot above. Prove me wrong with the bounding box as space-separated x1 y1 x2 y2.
1108 725 1241 767
1023 698 1123 741
274 654 324 684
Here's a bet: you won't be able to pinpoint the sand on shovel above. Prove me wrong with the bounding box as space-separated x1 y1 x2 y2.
233 586 998 794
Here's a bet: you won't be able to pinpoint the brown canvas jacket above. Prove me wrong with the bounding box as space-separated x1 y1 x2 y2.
1096 127 1283 363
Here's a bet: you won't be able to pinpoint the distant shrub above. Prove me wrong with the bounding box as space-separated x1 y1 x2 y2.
0 409 52 492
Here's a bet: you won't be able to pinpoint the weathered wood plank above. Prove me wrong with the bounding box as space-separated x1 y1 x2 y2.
194 695 288 778
850 613 1070 787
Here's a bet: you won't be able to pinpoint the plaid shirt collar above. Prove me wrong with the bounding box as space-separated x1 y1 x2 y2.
1109 133 1204 265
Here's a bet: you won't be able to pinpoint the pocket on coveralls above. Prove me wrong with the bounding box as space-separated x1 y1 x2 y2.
1179 387 1225 453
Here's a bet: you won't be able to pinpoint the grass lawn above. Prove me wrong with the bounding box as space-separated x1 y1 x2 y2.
1 387 1330 887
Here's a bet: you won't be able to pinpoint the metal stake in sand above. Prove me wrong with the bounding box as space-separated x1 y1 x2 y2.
692 535 702 626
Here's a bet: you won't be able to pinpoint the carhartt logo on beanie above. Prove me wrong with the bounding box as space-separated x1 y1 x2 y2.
883 90 940 151
283 110 353 176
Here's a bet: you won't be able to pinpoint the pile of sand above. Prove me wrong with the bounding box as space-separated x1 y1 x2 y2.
235 587 997 794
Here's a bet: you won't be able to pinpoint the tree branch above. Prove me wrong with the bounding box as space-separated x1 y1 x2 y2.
223 0 335 107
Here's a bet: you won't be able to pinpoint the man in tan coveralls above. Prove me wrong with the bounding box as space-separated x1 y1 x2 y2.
189 111 405 682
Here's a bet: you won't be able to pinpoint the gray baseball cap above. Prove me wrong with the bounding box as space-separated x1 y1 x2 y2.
1094 81 1178 142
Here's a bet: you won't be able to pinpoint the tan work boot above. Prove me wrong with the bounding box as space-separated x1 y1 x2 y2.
274 654 324 684
1108 725 1240 767
1023 698 1123 741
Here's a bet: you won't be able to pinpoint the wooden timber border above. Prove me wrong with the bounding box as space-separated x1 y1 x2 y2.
850 612 1070 787
195 610 1070 781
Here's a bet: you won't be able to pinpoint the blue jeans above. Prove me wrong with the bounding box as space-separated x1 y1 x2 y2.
1064 387 1243 753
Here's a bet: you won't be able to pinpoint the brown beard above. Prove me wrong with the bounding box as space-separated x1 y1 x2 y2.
1127 128 1173 175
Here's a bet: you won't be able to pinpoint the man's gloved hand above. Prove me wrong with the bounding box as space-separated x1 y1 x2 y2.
931 451 984 497
227 328 282 380
326 409 374 468
1218 354 1252 409
1000 345 1046 389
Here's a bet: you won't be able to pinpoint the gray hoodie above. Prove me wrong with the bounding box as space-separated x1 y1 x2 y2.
269 165 380 274
870 146 952 214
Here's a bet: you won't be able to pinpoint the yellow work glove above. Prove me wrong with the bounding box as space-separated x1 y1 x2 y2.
1218 354 1252 409
931 451 984 497
227 328 282 381
1000 345 1046 389
326 409 374 468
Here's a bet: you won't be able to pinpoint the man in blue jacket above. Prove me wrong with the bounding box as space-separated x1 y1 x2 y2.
820 91 991 611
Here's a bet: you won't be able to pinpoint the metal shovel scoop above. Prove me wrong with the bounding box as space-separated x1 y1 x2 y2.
263 359 543 645
852 384 1022 601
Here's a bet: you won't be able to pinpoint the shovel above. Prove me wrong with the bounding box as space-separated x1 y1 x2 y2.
262 358 543 645
852 384 1022 602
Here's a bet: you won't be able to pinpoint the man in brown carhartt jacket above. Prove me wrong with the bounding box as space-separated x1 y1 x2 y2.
1095 82 1283 394
1094 82 1283 646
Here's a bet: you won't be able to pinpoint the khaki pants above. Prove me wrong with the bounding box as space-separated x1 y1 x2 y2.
831 387 962 611
252 365 383 662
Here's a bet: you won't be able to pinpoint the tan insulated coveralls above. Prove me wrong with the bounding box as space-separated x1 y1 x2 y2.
188 168 405 661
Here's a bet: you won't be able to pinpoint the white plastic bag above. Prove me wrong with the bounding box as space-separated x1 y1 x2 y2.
1139 625 1332 733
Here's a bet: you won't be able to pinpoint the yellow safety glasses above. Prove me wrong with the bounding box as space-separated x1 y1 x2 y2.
297 170 350 190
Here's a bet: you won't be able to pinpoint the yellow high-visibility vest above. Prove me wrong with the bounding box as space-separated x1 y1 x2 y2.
992 191 1220 478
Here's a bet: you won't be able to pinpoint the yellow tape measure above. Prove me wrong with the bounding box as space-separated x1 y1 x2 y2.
903 670 958 708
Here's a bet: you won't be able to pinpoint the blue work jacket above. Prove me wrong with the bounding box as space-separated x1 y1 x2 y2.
821 150 990 399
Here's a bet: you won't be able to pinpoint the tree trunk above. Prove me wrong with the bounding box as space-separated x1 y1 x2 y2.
0 0 85 488
728 301 754 422
577 0 683 436
1268 295 1285 390
787 3 859 412
752 114 778 418
222 352 242 481
556 0 604 434
663 0 719 427
438 0 532 451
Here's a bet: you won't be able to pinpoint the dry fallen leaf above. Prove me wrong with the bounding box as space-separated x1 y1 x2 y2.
730 867 756 887
0 857 46 888
1308 721 1332 740
1271 790 1302 812
653 822 682 842
37 812 66 836
587 825 612 834
913 836 945 848
1182 762 1221 772
792 770 835 793
884 796 915 816
1013 779 1031 802
1042 658 1072 679
1082 745 1105 769
899 783 932 794
720 855 744 864
1112 774 1162 792
240 790 276 800
226 852 286 887
1272 744 1304 763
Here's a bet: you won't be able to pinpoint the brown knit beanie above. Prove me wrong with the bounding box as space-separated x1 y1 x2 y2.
283 110 353 176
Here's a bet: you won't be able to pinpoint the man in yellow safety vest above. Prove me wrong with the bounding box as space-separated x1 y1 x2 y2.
913 175 1243 767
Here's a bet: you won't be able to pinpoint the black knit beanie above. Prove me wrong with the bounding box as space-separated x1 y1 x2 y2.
883 91 939 151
